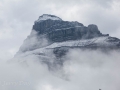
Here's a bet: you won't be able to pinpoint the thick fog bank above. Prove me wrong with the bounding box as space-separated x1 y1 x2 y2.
0 49 120 90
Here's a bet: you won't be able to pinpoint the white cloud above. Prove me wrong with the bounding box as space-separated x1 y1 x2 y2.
0 50 119 90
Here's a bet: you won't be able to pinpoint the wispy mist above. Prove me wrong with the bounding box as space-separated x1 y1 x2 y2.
0 49 120 90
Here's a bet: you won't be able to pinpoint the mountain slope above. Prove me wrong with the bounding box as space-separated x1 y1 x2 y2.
14 14 120 69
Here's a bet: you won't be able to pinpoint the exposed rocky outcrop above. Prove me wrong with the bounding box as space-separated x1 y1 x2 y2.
33 15 108 42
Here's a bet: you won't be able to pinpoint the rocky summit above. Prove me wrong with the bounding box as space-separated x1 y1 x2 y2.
14 14 120 69
33 14 108 42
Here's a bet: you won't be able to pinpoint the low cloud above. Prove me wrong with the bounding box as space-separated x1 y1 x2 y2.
0 49 120 90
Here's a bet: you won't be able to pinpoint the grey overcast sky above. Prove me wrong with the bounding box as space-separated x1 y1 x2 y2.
0 0 120 59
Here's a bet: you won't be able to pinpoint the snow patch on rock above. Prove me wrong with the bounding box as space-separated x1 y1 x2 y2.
36 14 62 22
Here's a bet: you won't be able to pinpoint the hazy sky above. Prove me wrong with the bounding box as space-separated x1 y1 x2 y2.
0 0 120 59
0 1 120 90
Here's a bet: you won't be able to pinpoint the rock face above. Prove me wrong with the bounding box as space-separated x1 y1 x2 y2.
32 14 105 42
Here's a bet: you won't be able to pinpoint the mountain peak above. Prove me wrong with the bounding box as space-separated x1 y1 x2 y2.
14 14 120 72
35 14 62 22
